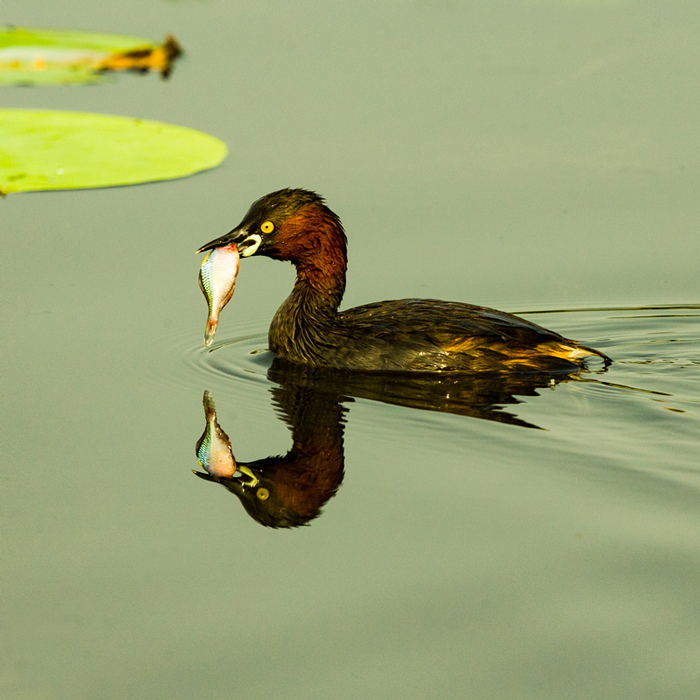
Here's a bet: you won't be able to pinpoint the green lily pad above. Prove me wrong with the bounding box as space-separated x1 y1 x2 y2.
0 26 181 85
0 109 228 194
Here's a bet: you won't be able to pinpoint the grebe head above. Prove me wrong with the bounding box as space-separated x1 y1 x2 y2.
197 188 342 263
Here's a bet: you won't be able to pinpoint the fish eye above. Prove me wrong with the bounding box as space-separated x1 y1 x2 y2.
256 488 270 501
260 221 274 234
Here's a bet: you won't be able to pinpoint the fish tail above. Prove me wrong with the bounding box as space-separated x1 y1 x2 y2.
202 390 217 419
204 316 219 347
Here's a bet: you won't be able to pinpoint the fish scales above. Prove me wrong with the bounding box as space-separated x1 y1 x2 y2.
199 243 240 347
196 391 236 478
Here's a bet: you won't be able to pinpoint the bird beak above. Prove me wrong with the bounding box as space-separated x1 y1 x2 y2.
197 224 262 258
192 469 217 482
192 466 252 484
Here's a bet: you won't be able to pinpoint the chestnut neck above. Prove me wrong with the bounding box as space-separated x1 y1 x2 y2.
268 204 348 363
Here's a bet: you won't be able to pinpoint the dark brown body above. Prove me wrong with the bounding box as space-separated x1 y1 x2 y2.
199 189 610 373
270 296 607 372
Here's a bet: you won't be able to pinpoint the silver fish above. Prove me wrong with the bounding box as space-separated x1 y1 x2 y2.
195 391 238 478
199 244 240 347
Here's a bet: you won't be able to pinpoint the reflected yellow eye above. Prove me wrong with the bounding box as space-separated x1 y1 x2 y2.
256 488 270 501
260 221 274 234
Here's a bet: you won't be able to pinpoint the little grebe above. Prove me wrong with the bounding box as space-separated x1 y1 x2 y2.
197 189 611 372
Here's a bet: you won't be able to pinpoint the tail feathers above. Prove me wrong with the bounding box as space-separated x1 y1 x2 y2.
572 344 612 367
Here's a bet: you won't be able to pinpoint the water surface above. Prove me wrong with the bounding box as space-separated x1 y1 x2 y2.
3 1 700 699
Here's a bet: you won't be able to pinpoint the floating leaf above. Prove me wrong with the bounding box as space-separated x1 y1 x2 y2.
0 109 227 194
0 26 181 85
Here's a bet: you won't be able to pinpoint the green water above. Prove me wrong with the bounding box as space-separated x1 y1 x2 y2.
3 1 700 698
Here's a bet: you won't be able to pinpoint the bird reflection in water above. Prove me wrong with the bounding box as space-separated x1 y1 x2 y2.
193 360 592 528
194 365 347 529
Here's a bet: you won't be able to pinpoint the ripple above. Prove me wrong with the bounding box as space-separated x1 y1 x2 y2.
142 317 272 415
538 305 700 421
197 331 272 381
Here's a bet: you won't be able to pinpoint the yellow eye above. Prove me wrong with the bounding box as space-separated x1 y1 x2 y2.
260 221 274 234
256 488 270 501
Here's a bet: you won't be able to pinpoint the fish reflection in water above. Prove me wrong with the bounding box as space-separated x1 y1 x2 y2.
195 391 239 479
193 362 594 528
